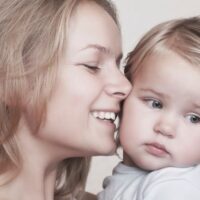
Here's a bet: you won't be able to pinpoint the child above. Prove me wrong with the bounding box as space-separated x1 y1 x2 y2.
98 16 200 200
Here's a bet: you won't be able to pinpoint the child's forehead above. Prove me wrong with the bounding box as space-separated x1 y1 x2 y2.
133 49 200 102
140 48 198 70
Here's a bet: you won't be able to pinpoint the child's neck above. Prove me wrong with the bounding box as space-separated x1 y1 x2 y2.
123 152 135 167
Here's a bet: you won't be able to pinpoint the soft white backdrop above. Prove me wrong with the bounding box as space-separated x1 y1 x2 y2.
86 0 200 194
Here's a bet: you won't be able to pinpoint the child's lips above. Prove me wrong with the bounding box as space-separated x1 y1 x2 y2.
145 142 169 157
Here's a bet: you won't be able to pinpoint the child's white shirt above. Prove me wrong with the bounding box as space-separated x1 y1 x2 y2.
98 162 200 200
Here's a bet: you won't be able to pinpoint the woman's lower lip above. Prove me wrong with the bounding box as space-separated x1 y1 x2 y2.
145 144 169 157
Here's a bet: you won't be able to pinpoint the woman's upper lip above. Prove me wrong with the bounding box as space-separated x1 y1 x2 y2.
92 108 120 113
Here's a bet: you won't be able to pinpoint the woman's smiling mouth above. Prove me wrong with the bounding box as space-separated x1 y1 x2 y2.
91 111 118 123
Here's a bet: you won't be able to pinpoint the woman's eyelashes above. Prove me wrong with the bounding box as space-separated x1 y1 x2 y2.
83 64 100 70
78 62 101 73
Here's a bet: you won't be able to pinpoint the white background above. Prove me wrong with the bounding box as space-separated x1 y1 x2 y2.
86 0 200 194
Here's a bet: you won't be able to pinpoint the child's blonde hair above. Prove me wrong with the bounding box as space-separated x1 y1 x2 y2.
125 16 200 81
0 0 119 199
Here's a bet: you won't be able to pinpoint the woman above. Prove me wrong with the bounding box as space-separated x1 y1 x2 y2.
0 0 131 199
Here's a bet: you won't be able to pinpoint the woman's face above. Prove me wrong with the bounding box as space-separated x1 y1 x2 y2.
36 2 131 158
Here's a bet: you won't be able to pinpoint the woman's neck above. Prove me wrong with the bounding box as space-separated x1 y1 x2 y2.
0 150 58 200
0 118 62 200
3 166 57 200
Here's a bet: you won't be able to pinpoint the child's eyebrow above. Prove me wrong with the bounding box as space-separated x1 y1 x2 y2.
139 88 166 99
191 102 200 110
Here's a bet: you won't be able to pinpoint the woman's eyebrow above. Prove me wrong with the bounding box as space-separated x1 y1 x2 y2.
79 44 123 62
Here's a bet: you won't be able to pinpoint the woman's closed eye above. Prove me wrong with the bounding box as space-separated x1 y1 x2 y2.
82 64 101 73
143 98 163 109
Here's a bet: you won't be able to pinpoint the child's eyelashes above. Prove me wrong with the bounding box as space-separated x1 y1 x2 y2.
141 97 200 125
186 113 200 124
143 98 163 109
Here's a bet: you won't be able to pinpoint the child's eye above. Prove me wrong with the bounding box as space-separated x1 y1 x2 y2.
144 98 163 109
186 114 200 124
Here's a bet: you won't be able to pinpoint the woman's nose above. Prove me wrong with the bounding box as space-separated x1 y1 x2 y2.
104 69 132 100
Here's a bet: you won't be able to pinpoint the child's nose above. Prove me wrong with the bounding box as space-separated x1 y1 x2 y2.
154 113 177 138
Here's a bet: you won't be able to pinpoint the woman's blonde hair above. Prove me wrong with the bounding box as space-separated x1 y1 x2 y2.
124 16 200 81
0 0 119 199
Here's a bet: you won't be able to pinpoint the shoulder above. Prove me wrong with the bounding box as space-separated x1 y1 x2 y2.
98 163 148 200
142 165 200 184
142 180 200 200
140 166 200 199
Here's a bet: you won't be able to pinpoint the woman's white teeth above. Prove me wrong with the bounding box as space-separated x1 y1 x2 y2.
92 111 116 121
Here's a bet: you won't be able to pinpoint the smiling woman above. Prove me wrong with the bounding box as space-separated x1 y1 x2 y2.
0 0 131 200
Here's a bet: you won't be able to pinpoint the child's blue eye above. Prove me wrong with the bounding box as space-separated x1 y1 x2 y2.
151 100 162 109
187 114 200 124
145 99 163 109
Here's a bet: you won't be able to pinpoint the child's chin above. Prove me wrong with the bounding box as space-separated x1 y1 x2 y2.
136 161 167 171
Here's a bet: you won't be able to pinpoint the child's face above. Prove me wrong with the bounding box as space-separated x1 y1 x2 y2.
33 2 131 159
120 50 200 170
